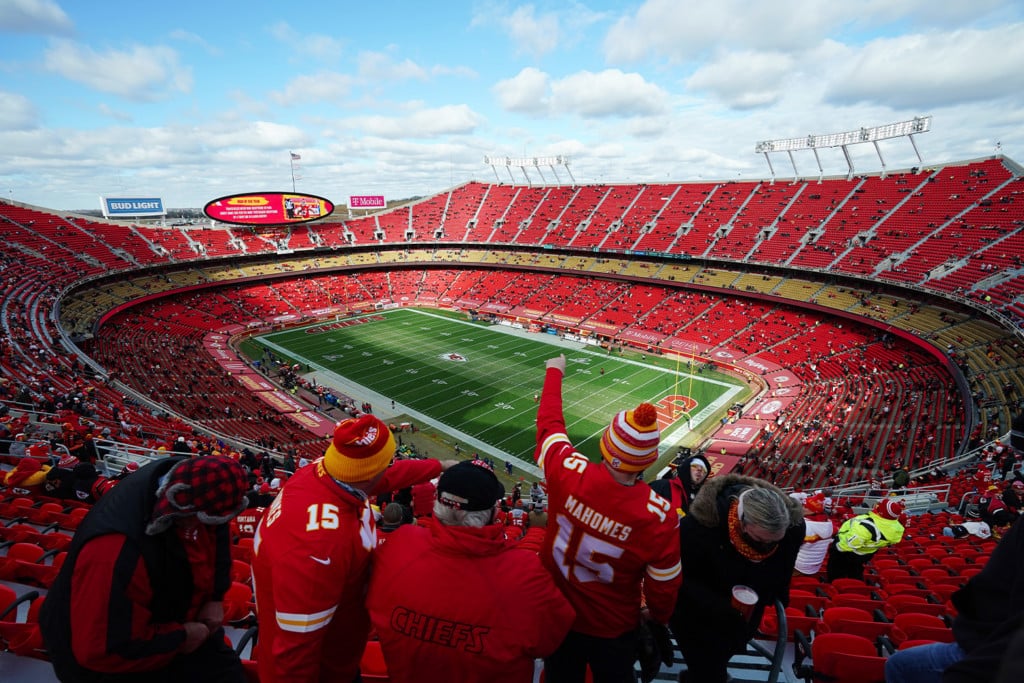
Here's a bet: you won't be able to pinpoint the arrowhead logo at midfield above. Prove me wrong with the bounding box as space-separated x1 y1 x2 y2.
439 352 467 362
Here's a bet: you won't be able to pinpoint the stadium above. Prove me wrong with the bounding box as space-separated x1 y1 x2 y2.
2 114 1024 682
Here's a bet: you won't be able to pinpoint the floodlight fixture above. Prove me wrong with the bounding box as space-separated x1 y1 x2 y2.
483 155 575 186
754 116 932 182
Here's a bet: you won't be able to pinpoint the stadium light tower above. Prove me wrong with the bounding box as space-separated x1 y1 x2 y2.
754 116 932 182
484 155 575 186
289 151 302 192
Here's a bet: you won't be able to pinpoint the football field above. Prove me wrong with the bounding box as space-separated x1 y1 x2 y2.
253 308 747 470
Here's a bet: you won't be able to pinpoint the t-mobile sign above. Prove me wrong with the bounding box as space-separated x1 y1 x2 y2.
349 195 386 209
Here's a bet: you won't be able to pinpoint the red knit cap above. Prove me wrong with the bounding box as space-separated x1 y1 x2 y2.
323 415 396 481
599 403 660 472
803 492 826 515
872 497 905 520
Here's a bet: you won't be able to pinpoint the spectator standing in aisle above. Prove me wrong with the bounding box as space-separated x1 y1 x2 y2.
649 453 711 518
670 475 804 683
366 460 574 682
252 415 453 683
535 354 681 683
826 497 905 581
792 491 836 576
39 455 250 683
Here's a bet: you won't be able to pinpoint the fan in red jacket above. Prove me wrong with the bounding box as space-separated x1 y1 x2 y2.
536 354 681 682
252 415 453 683
367 460 574 683
39 455 250 683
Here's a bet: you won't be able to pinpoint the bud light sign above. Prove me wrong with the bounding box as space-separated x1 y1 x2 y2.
102 197 165 218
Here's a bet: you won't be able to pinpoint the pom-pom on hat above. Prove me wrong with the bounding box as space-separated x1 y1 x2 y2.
146 455 249 535
323 415 396 482
437 460 505 511
599 402 661 472
872 497 905 520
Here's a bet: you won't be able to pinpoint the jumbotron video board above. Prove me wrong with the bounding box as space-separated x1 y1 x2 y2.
203 192 334 226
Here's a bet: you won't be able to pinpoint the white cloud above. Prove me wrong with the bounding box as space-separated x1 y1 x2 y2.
550 70 670 117
603 0 835 63
825 25 1024 109
42 40 192 101
269 72 355 105
0 0 73 35
96 102 133 122
169 29 221 57
358 51 428 81
601 0 1012 64
494 67 669 118
471 3 559 56
0 91 38 130
493 67 550 113
502 5 560 57
344 105 484 139
204 120 308 151
686 51 796 109
268 22 344 62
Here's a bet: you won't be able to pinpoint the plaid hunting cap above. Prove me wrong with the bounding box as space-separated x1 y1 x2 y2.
146 455 249 535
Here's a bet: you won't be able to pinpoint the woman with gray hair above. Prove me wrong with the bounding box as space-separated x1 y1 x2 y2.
668 474 805 683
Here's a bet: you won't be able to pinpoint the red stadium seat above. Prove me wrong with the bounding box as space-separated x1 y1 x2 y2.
3 542 45 563
794 632 887 683
889 613 954 647
360 639 389 681
223 581 255 624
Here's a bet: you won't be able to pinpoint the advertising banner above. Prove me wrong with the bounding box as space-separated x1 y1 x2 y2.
348 195 386 209
204 192 334 226
101 196 165 218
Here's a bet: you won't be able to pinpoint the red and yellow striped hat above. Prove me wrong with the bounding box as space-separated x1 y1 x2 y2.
324 415 396 482
599 402 660 472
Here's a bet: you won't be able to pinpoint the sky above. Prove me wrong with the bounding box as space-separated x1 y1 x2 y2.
1 0 1023 211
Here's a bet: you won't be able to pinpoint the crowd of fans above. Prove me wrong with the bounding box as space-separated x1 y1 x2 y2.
4 350 1024 683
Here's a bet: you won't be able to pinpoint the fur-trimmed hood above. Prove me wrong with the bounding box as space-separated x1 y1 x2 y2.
687 473 804 529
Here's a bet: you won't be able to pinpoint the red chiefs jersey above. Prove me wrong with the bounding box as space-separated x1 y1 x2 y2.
366 521 574 682
535 367 681 637
252 457 441 683
505 508 528 539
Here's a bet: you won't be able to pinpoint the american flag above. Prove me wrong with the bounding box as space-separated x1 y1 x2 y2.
290 152 301 160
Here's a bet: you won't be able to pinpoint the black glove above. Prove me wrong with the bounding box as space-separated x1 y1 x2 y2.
635 621 661 683
648 620 675 667
636 620 675 682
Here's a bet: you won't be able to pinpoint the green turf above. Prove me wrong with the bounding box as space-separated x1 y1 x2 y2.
252 308 747 464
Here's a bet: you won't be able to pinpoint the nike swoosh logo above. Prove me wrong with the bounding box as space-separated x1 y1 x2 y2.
310 556 332 566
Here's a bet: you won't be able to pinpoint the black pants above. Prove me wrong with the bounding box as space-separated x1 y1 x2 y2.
670 614 748 683
825 542 871 582
544 629 637 683
65 630 246 683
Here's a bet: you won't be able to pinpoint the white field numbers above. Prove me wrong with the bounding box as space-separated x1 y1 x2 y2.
550 453 672 584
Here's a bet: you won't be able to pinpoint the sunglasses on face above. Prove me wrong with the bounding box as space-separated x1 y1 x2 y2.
740 520 781 554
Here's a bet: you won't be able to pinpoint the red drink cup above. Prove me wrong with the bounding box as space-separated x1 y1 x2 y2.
731 585 759 620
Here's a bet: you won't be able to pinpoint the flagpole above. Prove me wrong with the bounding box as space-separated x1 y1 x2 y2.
289 152 296 192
